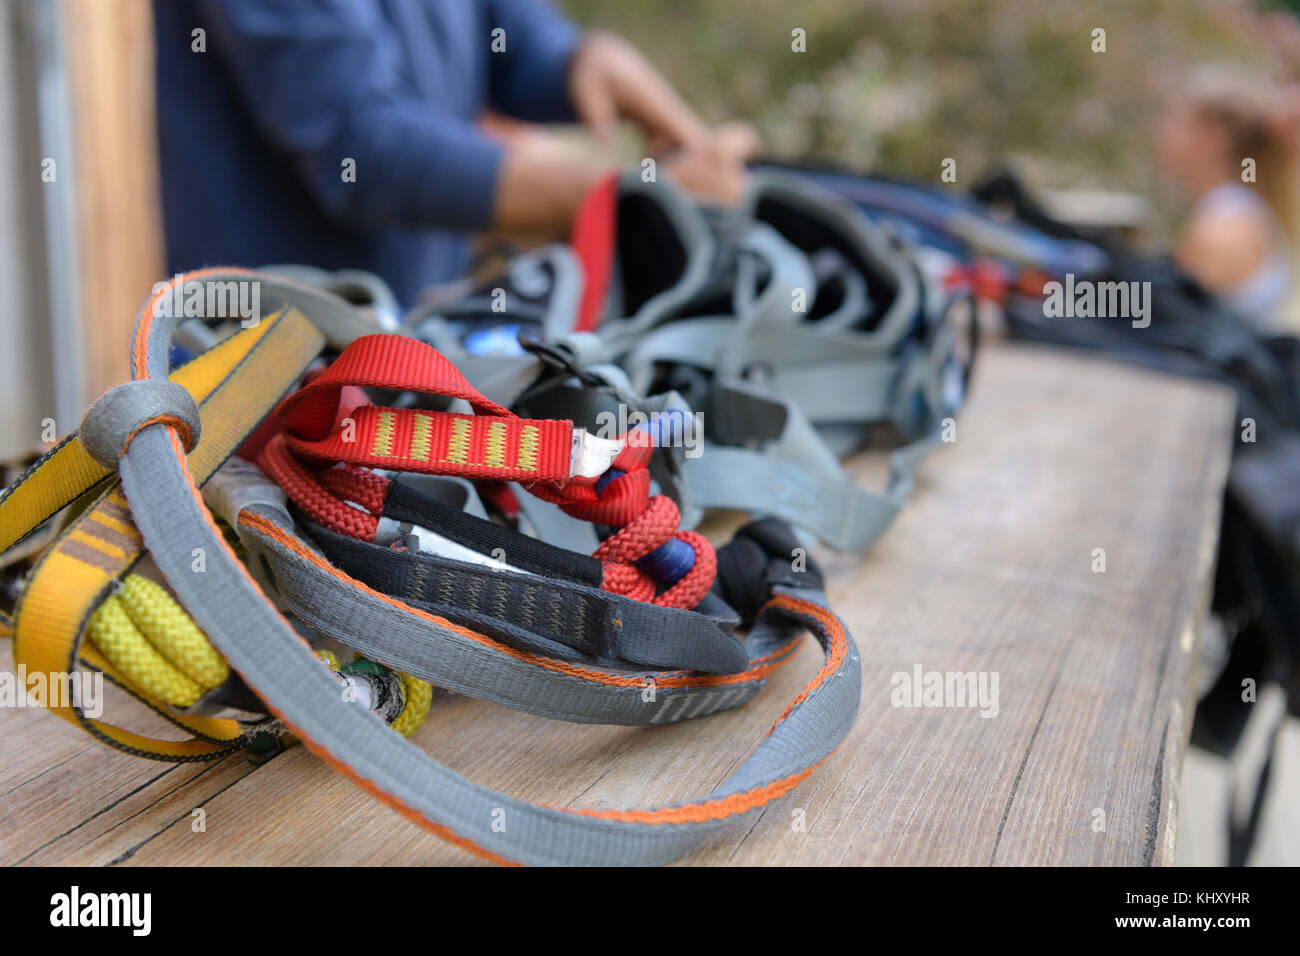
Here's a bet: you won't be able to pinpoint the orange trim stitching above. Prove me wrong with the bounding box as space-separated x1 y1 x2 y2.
562 595 848 824
565 760 825 823
169 433 845 854
765 595 849 731
157 425 844 853
134 267 249 378
121 414 192 459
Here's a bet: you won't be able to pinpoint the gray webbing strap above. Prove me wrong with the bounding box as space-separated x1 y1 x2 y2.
728 223 816 331
134 267 385 358
620 321 920 549
205 458 770 710
450 333 610 411
623 320 904 427
741 168 924 349
685 394 944 552
298 515 750 675
94 271 861 865
240 506 794 724
597 172 718 356
608 221 813 372
261 264 402 332
402 245 585 353
756 356 901 425
744 306 962 434
622 317 734 395
605 173 950 552
804 249 872 331
119 434 860 865
687 432 942 552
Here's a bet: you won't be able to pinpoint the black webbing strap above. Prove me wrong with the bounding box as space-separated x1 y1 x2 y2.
382 476 604 587
300 516 749 674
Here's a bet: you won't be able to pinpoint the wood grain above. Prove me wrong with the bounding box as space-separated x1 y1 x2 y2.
61 0 165 399
0 344 1235 865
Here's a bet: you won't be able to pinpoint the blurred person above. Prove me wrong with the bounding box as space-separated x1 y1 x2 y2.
1154 67 1300 333
153 1 758 307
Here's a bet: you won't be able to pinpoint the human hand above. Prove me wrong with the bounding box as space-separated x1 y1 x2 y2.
569 30 708 149
662 121 761 207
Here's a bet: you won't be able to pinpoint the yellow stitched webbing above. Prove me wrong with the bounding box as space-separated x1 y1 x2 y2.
5 305 431 758
0 317 290 557
10 306 325 761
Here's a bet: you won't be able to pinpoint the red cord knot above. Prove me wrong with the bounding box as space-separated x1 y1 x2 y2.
529 437 716 610
596 498 716 608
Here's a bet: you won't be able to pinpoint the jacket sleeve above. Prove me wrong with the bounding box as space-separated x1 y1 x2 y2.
194 0 507 230
483 0 581 123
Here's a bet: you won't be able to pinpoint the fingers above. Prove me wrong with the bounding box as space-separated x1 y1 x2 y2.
619 67 709 150
662 131 755 208
711 120 761 161
572 31 707 150
571 72 618 143
568 30 757 181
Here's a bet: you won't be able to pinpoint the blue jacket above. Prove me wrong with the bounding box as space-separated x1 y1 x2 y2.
154 0 580 306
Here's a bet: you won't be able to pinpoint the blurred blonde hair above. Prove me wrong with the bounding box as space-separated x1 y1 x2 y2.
1183 66 1300 329
1184 66 1298 239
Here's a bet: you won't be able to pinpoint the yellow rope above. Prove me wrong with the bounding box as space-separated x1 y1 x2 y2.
88 594 206 707
392 673 433 738
88 575 432 736
88 574 231 708
117 575 230 689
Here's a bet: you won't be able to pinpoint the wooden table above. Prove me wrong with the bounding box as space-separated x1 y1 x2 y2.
0 344 1236 866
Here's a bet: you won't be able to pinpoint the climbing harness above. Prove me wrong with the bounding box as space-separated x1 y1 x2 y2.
3 261 866 865
563 170 977 550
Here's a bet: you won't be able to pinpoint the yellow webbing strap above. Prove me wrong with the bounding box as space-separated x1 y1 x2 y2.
10 306 325 761
0 318 288 557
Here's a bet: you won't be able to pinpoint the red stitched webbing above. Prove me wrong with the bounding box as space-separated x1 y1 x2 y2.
264 334 715 609
275 334 572 482
279 334 511 434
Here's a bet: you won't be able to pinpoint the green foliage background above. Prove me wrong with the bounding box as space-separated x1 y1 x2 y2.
562 0 1300 237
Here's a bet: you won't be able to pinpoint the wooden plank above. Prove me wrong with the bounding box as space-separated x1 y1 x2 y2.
0 344 1234 865
0 643 258 867
61 0 164 399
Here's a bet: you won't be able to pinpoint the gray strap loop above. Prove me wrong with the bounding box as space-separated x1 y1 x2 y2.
124 427 859 864
741 168 924 348
118 271 859 864
134 268 384 371
597 172 718 356
261 264 402 332
731 224 816 330
806 249 873 330
79 379 200 470
402 244 585 349
684 395 942 552
202 457 745 681
203 457 293 550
